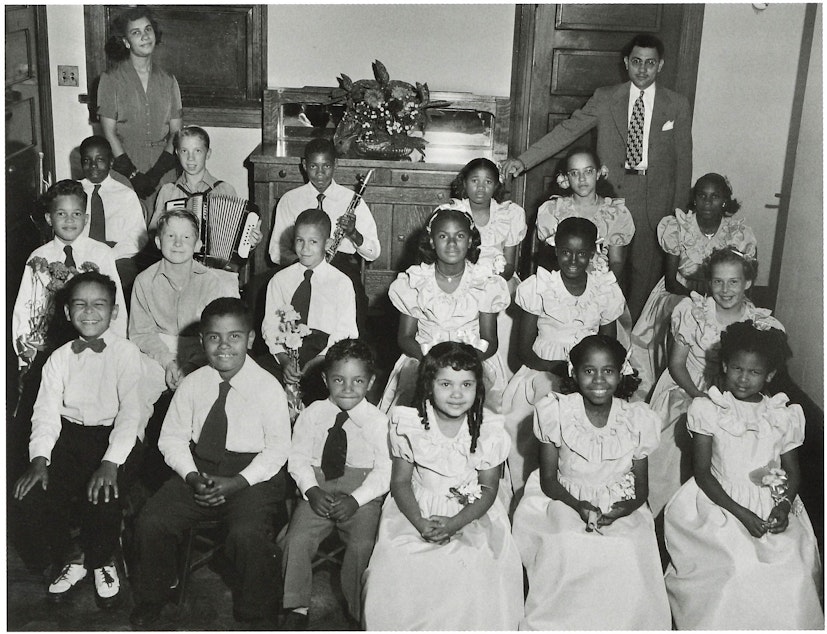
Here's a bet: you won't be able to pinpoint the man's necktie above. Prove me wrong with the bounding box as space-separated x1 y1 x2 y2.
64 245 76 268
195 381 232 463
626 90 645 168
321 410 349 481
317 193 325 211
291 269 313 325
70 338 106 354
89 184 106 242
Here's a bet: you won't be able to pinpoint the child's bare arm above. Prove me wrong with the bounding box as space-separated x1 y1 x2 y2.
599 457 648 526
390 457 437 537
663 253 691 296
478 312 499 360
427 466 500 542
668 340 707 399
598 319 617 340
767 447 801 533
516 309 566 375
607 245 628 284
397 315 424 361
539 442 597 524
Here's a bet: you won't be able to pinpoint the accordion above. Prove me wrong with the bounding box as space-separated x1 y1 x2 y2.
165 194 259 268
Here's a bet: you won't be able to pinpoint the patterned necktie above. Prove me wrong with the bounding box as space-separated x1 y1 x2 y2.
626 90 645 168
321 410 349 481
89 184 106 242
195 381 232 463
63 245 76 268
291 269 313 325
317 193 325 211
71 338 106 354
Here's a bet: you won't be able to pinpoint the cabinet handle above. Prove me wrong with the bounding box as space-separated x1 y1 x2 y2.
397 234 406 242
278 169 287 178
436 192 444 200
400 173 409 182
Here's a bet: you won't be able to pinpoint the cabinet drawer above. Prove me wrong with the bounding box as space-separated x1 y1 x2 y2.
364 186 449 206
254 162 303 184
388 168 455 189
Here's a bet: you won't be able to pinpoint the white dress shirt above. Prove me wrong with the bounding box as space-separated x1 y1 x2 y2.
80 175 148 259
268 180 380 265
12 235 128 348
261 260 358 357
158 356 292 486
626 83 656 169
289 397 391 507
29 330 145 465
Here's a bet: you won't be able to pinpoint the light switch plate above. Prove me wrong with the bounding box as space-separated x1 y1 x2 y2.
57 65 79 87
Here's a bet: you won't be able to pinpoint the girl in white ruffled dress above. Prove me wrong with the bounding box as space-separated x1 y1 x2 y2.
363 342 524 630
512 335 671 630
378 205 510 413
502 217 626 495
665 321 823 629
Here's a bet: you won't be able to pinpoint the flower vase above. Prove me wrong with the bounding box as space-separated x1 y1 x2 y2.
353 138 413 161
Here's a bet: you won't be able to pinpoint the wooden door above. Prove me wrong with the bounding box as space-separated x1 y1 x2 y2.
507 4 705 275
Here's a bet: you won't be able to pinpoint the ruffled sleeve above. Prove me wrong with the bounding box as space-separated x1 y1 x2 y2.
500 201 528 247
594 271 626 324
471 412 511 470
535 197 565 245
777 399 806 454
514 274 543 316
670 294 701 346
722 217 758 257
532 391 563 446
686 393 721 437
471 266 510 314
387 266 426 318
388 406 425 462
626 402 662 458
657 214 682 255
602 199 635 246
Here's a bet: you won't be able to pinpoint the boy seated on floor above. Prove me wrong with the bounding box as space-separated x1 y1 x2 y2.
280 338 391 630
13 271 146 608
129 297 291 628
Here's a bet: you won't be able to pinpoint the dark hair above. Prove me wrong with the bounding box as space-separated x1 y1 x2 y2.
107 6 161 61
720 320 791 384
295 207 332 239
79 135 113 158
414 342 485 453
561 334 641 400
704 245 758 282
200 297 252 332
450 158 503 202
303 138 337 162
324 338 376 376
622 33 665 59
690 172 741 216
42 179 87 213
549 146 617 198
64 271 117 305
157 208 200 236
555 216 598 250
418 206 482 265
175 126 211 150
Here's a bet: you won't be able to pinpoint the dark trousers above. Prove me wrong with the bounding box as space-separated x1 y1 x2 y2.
16 420 143 570
133 470 286 618
330 252 368 336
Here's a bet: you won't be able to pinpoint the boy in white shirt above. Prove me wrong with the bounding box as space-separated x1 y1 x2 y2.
13 271 145 607
281 338 391 629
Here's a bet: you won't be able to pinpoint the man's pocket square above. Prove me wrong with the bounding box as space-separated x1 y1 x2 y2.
662 120 674 131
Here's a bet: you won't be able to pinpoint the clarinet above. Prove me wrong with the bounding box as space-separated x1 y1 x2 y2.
325 169 374 262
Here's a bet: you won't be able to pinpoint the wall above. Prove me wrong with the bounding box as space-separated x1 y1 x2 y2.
774 5 822 405
46 4 514 195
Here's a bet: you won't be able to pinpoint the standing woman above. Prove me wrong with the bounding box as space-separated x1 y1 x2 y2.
97 6 181 217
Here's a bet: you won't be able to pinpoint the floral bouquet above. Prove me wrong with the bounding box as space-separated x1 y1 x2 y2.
448 480 489 506
330 60 450 159
749 462 790 507
266 304 312 423
587 472 636 534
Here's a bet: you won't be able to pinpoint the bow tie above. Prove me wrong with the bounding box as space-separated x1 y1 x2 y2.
71 338 106 354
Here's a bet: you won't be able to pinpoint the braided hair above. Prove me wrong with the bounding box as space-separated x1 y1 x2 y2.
719 320 791 392
413 341 485 453
559 334 641 400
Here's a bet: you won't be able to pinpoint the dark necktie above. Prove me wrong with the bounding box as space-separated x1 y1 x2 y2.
321 410 349 481
195 381 232 464
626 90 645 168
89 184 106 242
71 338 106 354
63 245 76 268
317 193 325 211
291 269 313 325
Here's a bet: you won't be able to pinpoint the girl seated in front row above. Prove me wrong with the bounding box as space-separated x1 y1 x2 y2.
363 342 524 630
665 321 823 630
512 335 671 631
502 216 626 495
378 205 510 413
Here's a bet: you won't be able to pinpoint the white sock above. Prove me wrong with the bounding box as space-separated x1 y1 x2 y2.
291 607 309 616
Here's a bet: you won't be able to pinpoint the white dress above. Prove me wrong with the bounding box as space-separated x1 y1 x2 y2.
513 392 671 631
647 293 784 515
664 388 823 630
362 406 524 631
378 261 510 414
501 268 626 495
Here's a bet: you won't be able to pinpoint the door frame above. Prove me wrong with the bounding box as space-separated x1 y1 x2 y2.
34 5 55 183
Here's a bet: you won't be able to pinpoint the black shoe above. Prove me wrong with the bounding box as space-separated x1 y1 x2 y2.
129 602 165 629
234 608 278 629
279 610 309 631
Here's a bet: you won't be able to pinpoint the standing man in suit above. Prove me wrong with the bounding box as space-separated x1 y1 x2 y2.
503 34 693 322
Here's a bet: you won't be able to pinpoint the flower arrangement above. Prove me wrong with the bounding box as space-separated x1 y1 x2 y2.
448 481 488 506
331 60 450 159
749 463 789 506
587 472 637 534
265 304 312 422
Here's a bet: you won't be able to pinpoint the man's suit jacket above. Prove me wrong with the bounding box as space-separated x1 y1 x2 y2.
519 81 693 229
